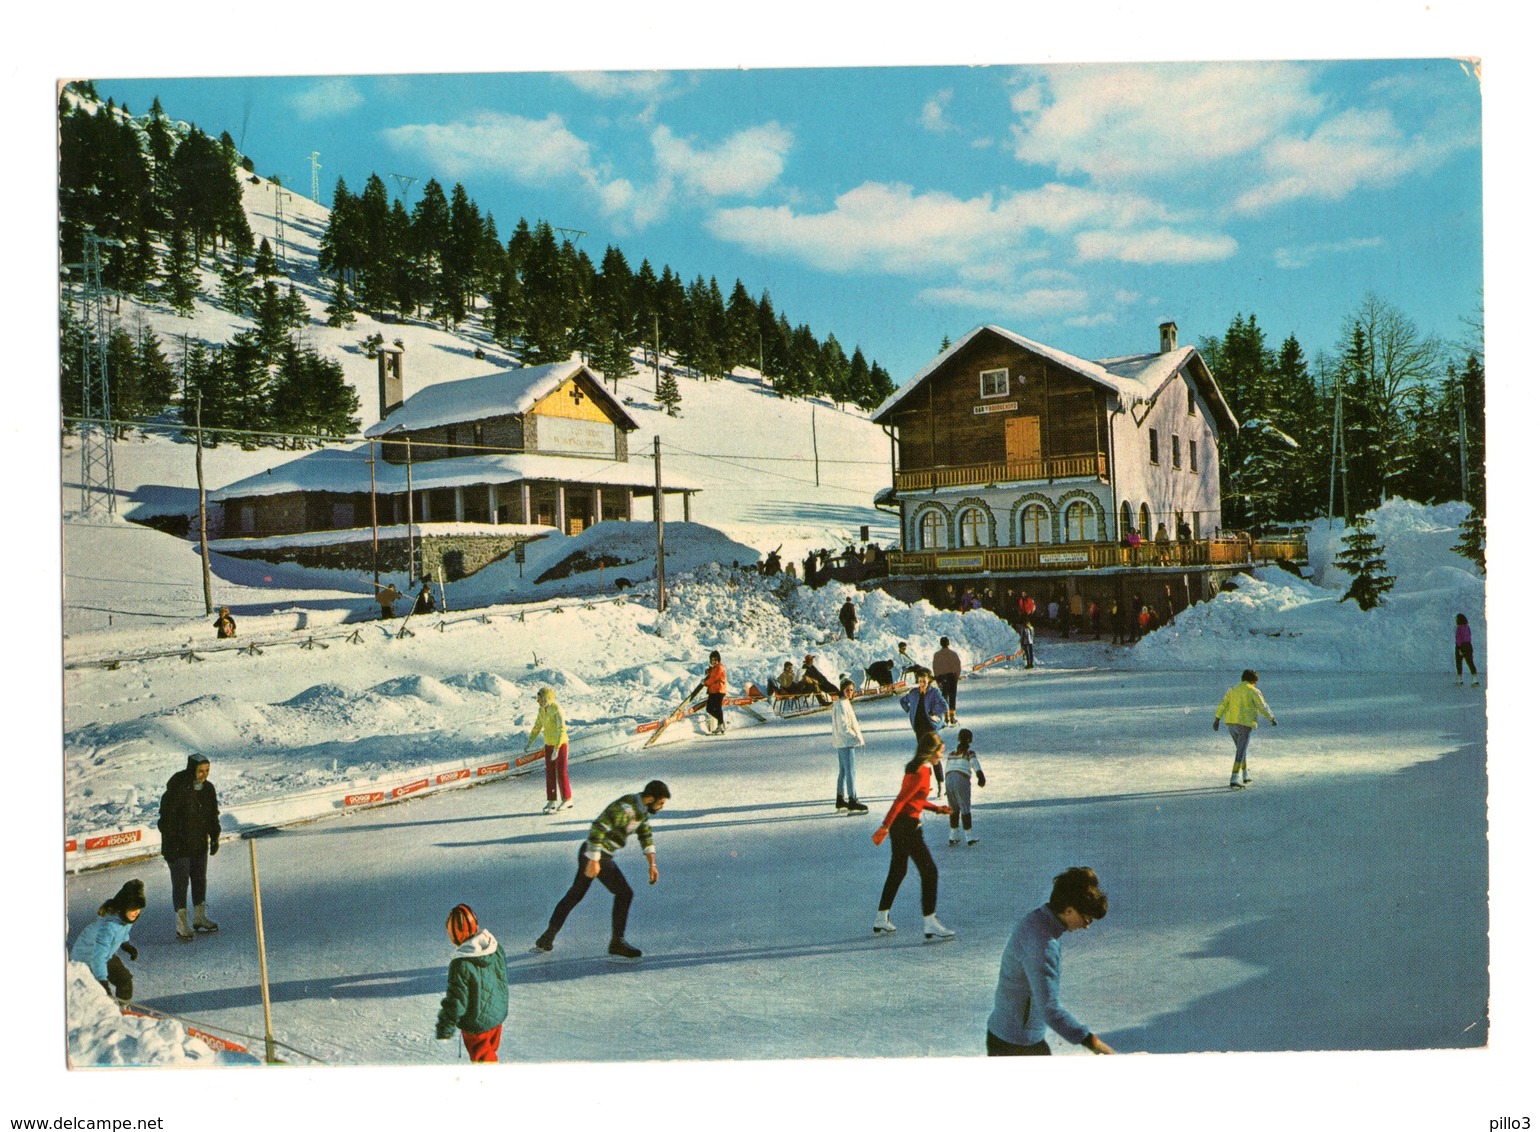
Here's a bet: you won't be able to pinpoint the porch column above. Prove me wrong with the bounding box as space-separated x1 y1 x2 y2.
520 483 531 526
487 484 498 524
556 484 567 534
454 487 465 522
683 491 691 521
594 486 603 524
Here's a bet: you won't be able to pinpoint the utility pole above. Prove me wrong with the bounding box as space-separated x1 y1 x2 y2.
195 393 213 615
309 151 322 203
811 407 820 487
404 437 416 587
654 436 666 612
653 313 661 397
1456 392 1470 503
1326 370 1345 529
73 232 121 517
368 441 380 589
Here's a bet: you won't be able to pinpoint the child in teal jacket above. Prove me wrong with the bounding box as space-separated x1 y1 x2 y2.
435 903 509 1062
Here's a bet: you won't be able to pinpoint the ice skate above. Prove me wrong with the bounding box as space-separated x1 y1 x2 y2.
192 904 219 932
873 910 896 935
923 914 955 941
966 831 979 845
948 830 961 846
542 799 558 814
836 796 849 811
531 931 555 954
846 798 868 814
557 797 575 811
607 937 642 961
175 908 194 942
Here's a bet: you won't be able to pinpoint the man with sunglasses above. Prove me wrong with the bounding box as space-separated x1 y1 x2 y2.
987 866 1117 1055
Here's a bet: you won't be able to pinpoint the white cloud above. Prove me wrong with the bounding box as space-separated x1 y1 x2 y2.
1273 236 1383 270
562 71 673 99
383 111 595 183
1075 227 1238 265
651 122 793 198
1010 62 1323 181
288 77 365 121
920 90 953 132
918 284 1088 319
1236 108 1458 214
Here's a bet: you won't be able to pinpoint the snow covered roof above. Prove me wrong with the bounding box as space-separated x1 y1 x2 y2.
211 445 699 502
870 324 1238 433
363 360 639 438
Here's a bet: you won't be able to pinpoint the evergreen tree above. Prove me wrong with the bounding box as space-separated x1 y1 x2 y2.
520 222 571 363
324 275 357 327
1334 518 1396 610
1452 509 1486 575
254 280 291 358
162 226 199 315
252 237 279 279
268 341 361 442
136 323 176 418
657 366 682 417
218 259 254 315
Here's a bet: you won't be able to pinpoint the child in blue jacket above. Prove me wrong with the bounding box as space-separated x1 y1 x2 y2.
70 879 146 1001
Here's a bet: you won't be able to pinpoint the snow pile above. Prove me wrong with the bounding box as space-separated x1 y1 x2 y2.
1119 499 1484 672
66 960 254 1066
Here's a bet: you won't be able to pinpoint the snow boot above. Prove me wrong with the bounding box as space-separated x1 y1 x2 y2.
846 798 868 814
532 931 555 954
873 910 896 935
175 908 194 942
923 914 955 941
192 904 219 933
608 937 642 961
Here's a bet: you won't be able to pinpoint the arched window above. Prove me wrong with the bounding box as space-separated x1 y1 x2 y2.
918 509 946 549
1139 503 1152 540
1121 501 1134 541
1064 500 1094 542
958 506 989 548
1020 503 1051 545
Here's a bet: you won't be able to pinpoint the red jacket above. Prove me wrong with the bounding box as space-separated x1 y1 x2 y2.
881 764 944 827
704 662 727 695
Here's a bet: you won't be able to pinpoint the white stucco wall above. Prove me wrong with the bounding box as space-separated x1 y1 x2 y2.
1109 369 1223 540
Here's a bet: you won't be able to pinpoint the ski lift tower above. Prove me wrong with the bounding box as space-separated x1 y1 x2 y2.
553 226 588 245
70 231 122 517
310 150 322 203
389 173 418 204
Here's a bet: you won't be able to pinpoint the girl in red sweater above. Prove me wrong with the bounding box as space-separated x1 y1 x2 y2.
872 731 954 940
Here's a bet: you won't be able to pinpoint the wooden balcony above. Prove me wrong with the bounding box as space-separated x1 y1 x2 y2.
894 453 1107 493
886 536 1306 576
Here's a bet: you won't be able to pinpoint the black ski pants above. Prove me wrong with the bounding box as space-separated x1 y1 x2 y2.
545 847 633 941
877 815 938 916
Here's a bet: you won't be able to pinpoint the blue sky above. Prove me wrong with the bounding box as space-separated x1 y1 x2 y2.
91 58 1482 382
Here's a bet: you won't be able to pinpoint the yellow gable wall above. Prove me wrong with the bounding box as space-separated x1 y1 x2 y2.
532 378 613 424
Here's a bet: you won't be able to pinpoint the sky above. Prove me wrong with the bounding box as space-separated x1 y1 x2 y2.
88 57 1483 382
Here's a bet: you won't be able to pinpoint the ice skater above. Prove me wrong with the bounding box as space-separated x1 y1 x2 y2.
157 754 222 941
435 904 508 1063
70 879 146 1002
831 677 868 813
899 668 946 737
871 732 953 940
1213 669 1277 789
526 687 573 813
987 866 1116 1055
931 637 963 725
533 780 670 960
944 728 985 845
1454 613 1479 685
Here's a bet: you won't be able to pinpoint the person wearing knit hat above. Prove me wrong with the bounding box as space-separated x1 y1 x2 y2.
435 903 509 1062
70 878 146 1001
526 687 573 814
157 754 223 941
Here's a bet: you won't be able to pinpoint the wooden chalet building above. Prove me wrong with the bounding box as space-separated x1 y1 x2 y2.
869 323 1305 625
209 356 698 579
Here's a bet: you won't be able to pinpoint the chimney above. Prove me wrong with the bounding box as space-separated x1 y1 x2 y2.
378 344 405 419
1159 321 1178 353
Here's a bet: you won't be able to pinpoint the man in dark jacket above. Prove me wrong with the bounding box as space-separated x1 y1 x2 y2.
157 754 222 941
839 598 858 639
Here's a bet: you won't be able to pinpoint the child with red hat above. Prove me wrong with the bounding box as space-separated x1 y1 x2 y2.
435 903 509 1062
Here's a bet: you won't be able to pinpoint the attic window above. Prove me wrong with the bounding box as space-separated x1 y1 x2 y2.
1187 386 1196 415
980 368 1009 399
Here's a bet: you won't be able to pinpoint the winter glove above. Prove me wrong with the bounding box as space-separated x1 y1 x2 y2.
1212 718 1221 731
209 838 219 856
976 771 985 788
872 827 889 847
98 979 112 996
120 942 138 961
1271 718 1279 726
935 804 952 816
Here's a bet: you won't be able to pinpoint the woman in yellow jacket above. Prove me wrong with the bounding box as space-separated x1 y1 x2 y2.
527 687 573 813
1213 669 1277 789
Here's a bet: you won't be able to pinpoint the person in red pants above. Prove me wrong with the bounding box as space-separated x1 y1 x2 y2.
435 904 508 1062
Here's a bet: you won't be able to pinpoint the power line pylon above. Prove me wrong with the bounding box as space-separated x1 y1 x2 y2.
310 151 322 203
389 173 418 204
72 232 121 517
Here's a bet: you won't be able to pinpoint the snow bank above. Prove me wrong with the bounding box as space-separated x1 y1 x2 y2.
67 960 256 1066
1119 499 1485 672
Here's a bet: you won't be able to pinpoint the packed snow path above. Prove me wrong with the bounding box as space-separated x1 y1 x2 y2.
65 668 1487 1063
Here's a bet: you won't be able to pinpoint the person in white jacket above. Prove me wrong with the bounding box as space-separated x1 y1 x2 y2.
831 678 869 813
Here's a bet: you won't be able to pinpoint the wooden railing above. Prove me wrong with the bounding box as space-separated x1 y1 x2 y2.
895 453 1107 492
886 536 1306 576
